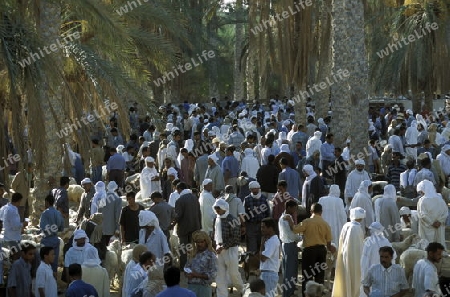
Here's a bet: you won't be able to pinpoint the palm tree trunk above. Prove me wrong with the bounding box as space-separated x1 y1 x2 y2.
31 0 64 226
234 0 245 101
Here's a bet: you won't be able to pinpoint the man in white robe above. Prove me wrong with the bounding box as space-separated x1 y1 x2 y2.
412 242 444 297
318 185 347 248
199 179 215 235
436 144 450 178
405 120 419 161
416 180 448 249
140 157 160 199
359 222 396 297
344 159 370 210
332 207 365 297
349 180 375 236
374 184 401 242
305 131 322 158
240 148 260 179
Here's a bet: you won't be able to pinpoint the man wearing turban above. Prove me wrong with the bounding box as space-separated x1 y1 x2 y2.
140 157 160 199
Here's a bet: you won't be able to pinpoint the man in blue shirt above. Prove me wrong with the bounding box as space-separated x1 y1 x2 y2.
106 147 126 188
222 146 240 193
65 264 99 297
156 266 196 297
320 133 335 179
7 242 36 297
40 194 64 274
52 177 70 228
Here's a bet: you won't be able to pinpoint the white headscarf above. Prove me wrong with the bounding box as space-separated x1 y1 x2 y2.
358 180 372 195
139 210 160 229
399 206 411 216
244 148 254 157
329 185 341 198
280 144 290 153
82 246 101 267
383 184 396 200
350 207 366 221
368 221 385 236
417 180 437 198
301 165 317 207
107 181 118 193
213 198 230 245
72 229 90 250
167 167 178 179
91 181 106 214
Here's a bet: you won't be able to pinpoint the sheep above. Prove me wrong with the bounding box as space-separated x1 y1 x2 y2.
103 249 119 288
240 251 260 281
399 248 426 284
68 185 84 203
391 234 419 258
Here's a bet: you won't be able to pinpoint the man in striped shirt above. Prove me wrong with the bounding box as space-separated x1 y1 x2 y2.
362 246 408 297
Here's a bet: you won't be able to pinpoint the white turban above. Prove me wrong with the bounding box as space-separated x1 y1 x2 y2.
213 198 229 212
399 206 411 216
314 131 322 138
81 178 92 185
248 181 261 189
442 144 450 153
302 164 315 176
350 207 366 220
167 167 178 178
416 180 437 198
107 181 118 193
369 222 385 235
202 178 213 186
83 246 101 266
73 229 88 240
208 154 219 164
139 210 159 228
280 144 290 153
318 118 325 125
355 159 365 166
145 156 155 163
329 185 341 197
117 145 125 153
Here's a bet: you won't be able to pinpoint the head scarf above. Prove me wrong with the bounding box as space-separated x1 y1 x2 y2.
202 178 213 186
383 184 396 200
72 229 89 250
303 165 317 181
82 246 101 267
243 148 253 157
93 181 107 210
139 210 159 229
107 181 118 193
318 118 325 125
355 159 365 166
417 180 437 198
368 222 385 236
329 185 341 198
167 167 178 178
132 244 148 263
350 207 366 221
358 180 372 195
117 145 125 154
248 181 261 189
208 154 219 165
313 131 322 138
213 199 229 245
280 144 290 153
190 230 214 259
81 178 92 185
399 206 411 216
145 156 155 163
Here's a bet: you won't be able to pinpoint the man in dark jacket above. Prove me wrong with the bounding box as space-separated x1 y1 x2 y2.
256 154 279 201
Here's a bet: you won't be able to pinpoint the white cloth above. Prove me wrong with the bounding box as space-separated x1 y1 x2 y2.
168 191 180 208
241 148 260 179
374 185 401 242
216 247 244 297
417 180 448 249
199 190 216 233
405 122 418 159
82 264 110 297
35 262 58 297
400 168 417 188
91 181 106 215
400 210 419 235
213 199 229 245
122 260 137 297
279 212 301 243
332 221 364 297
412 259 441 297
260 235 280 272
139 210 159 228
436 145 450 176
306 131 322 158
350 180 374 234
140 166 159 199
345 169 371 208
301 165 317 208
318 185 347 247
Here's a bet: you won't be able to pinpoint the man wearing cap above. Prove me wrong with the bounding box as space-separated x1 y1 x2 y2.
140 157 160 199
345 159 370 209
222 147 240 192
243 181 270 252
205 154 225 193
212 199 244 297
332 207 365 297
76 178 95 224
106 147 126 188
199 179 216 235
138 210 171 262
162 167 178 201
388 128 406 158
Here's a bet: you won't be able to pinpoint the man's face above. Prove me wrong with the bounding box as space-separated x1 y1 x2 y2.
147 162 155 168
45 249 55 264
250 188 260 195
327 136 334 143
174 135 181 141
277 186 286 194
296 143 302 151
286 205 296 216
127 196 136 206
334 149 341 158
82 183 92 192
214 207 225 216
379 251 393 268
195 239 207 252
204 183 213 192
143 225 155 234
356 165 364 172
194 134 200 141
208 158 215 166
23 249 36 263
261 223 270 236
165 160 172 168
429 249 443 263
76 238 86 247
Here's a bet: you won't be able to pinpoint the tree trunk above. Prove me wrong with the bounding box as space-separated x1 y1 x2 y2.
31 0 64 226
233 0 245 101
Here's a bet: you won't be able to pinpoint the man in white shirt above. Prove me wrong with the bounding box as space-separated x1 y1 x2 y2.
36 247 58 297
279 200 301 297
399 207 419 235
412 242 444 297
362 246 408 297
199 179 215 235
260 218 280 297
3 193 25 253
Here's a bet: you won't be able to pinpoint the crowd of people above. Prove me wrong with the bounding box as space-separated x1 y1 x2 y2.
1 97 450 297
